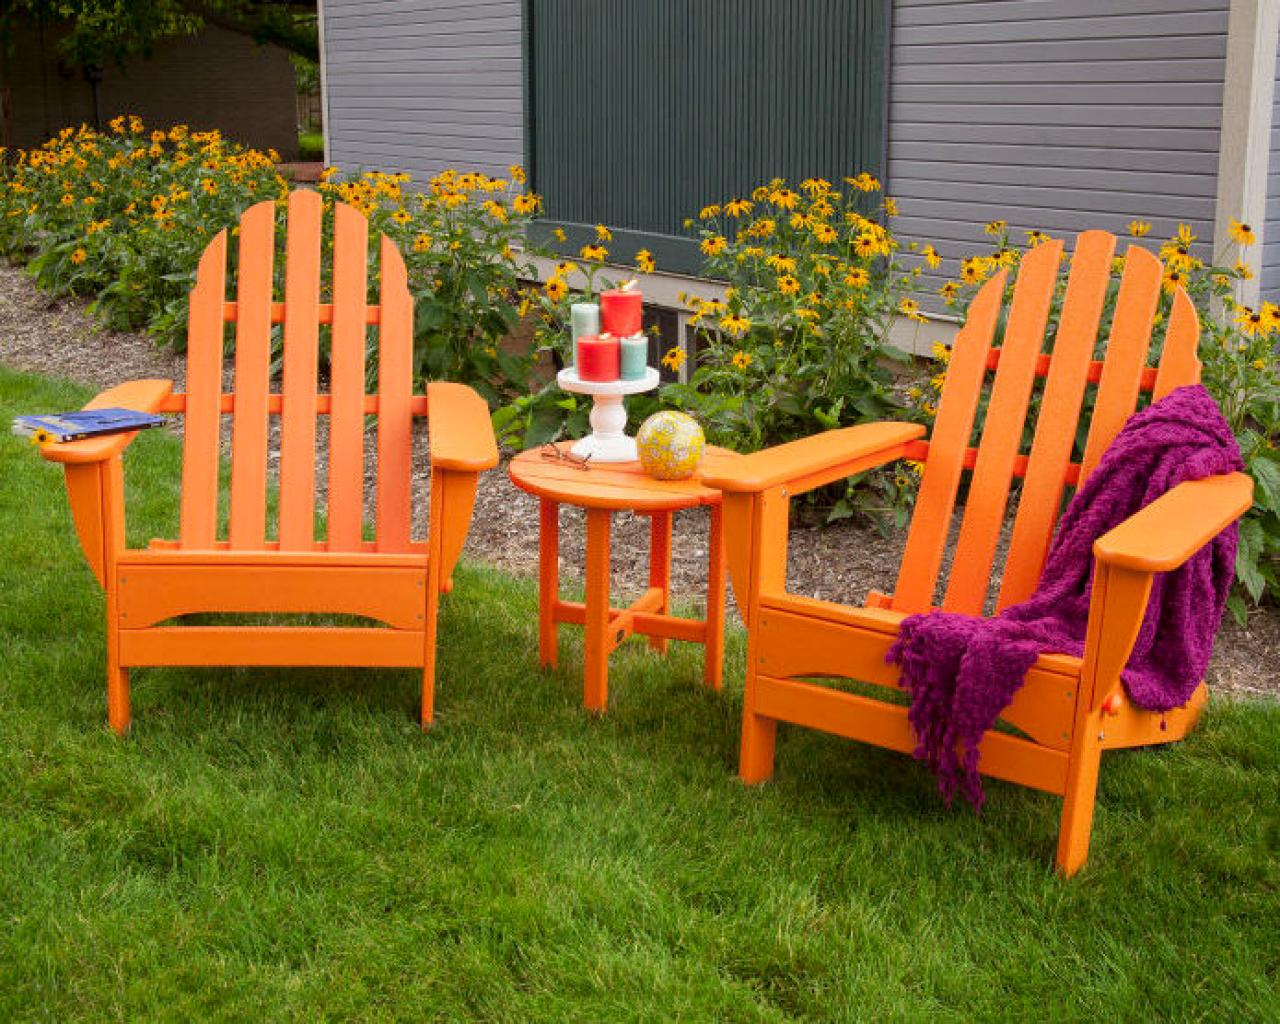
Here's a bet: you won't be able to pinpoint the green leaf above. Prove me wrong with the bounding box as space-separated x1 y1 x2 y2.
1235 518 1266 603
1248 455 1280 512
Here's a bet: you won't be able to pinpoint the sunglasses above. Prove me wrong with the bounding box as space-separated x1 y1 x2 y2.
539 444 592 470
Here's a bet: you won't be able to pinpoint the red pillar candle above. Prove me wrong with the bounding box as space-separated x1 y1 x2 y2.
575 333 620 382
600 285 643 337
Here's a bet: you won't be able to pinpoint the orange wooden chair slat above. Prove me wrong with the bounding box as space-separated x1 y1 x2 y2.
701 231 1253 876
43 191 498 734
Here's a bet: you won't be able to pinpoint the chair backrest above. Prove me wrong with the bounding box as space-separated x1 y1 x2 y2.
178 189 418 554
892 230 1202 616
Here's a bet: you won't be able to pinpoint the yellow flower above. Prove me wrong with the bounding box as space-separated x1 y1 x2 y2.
720 314 751 338
635 248 656 273
595 223 612 242
1235 305 1266 336
765 254 796 273
70 247 87 264
1254 358 1268 370
60 193 75 206
660 346 687 371
509 164 527 184
391 208 412 226
930 341 951 363
769 188 800 210
30 428 52 446
1235 261 1254 280
844 267 870 288
1026 229 1050 247
580 243 608 261
555 261 579 276
724 198 753 217
700 235 728 257
883 197 899 217
813 223 838 244
544 276 568 302
921 244 941 269
699 204 722 219
731 349 753 369
512 193 539 214
1229 219 1256 246
413 233 432 252
1162 268 1185 293
852 233 879 259
845 172 880 192
938 281 959 304
201 178 218 196
898 298 927 323
1127 220 1152 237
984 220 1006 237
1174 223 1196 246
553 227 567 242
749 218 776 238
959 256 991 284
789 212 812 231
777 274 800 296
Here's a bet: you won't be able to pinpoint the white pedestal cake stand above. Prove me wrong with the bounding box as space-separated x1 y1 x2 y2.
557 366 660 463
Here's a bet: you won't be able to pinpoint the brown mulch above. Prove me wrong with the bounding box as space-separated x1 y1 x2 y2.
2 260 1277 701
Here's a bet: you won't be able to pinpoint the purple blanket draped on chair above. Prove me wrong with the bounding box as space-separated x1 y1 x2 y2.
887 384 1243 810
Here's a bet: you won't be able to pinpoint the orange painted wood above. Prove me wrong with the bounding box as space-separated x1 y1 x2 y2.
893 269 1007 613
511 444 740 510
159 393 429 416
180 232 228 548
945 240 1064 614
376 235 415 552
999 230 1116 609
1079 245 1163 483
1093 472 1254 572
1153 287 1203 398
118 626 425 667
38 379 174 465
538 499 559 668
327 201 370 551
648 511 673 653
116 564 428 630
221 301 382 325
584 508 611 712
43 191 499 734
228 200 276 549
705 504 726 689
554 601 708 645
708 231 1254 875
277 189 323 551
753 674 1069 795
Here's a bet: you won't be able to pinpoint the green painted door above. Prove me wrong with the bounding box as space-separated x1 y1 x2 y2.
526 0 890 273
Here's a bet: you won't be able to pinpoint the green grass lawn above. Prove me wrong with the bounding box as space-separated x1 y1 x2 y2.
1 365 1277 1021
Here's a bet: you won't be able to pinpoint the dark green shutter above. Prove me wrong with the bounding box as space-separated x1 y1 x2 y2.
525 0 890 273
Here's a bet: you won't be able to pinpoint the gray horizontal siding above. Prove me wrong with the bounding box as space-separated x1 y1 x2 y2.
888 0 1229 310
321 0 524 183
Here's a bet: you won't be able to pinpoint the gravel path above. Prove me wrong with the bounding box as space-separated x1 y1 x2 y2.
3 260 1277 701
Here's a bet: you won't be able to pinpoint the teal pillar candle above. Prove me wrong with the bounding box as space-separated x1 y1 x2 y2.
570 303 600 368
619 334 648 380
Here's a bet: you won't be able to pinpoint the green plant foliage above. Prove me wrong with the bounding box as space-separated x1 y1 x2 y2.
928 219 1280 613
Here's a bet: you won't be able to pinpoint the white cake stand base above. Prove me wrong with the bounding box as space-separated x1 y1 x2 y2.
557 366 660 463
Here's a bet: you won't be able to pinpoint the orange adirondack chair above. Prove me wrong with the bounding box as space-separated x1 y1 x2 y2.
702 232 1254 875
40 190 497 734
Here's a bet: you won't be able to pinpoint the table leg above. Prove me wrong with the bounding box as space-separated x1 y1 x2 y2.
704 503 726 689
584 508 611 713
538 499 560 669
648 510 673 654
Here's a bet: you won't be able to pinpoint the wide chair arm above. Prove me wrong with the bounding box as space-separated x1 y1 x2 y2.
38 379 174 465
1093 472 1255 572
425 382 498 592
701 421 926 496
426 382 499 472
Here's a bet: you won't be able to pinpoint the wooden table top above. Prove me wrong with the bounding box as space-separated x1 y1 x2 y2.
509 443 741 511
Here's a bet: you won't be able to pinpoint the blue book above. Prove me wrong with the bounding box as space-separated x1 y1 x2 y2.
12 408 165 443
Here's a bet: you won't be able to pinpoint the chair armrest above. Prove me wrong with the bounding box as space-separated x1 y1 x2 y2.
1093 472 1254 573
38 379 174 465
427 382 499 472
700 421 926 495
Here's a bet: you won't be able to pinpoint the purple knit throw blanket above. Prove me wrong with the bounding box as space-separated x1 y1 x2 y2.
887 384 1242 810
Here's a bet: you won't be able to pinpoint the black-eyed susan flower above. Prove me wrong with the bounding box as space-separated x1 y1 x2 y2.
635 249 655 273
731 349 753 369
553 227 566 242
544 276 568 301
1229 219 1256 246
698 204 721 219
921 244 941 269
769 188 800 210
1235 305 1265 336
391 208 412 226
512 193 539 214
844 267 870 288
580 243 608 262
724 198 753 217
1026 229 1051 247
700 235 727 257
898 297 927 323
777 273 800 296
984 220 1006 237
1127 220 1151 237
959 256 991 284
883 197 899 217
595 223 612 242
938 281 960 304
70 247 87 264
1162 268 1185 293
660 346 686 371
413 233 432 252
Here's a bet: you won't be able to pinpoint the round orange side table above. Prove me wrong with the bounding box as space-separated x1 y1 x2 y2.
509 443 740 713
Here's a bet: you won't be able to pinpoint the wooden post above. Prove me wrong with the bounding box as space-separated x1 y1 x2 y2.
583 509 612 712
538 499 560 669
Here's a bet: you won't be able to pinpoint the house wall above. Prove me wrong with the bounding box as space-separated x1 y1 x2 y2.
1265 40 1280 295
886 0 1232 307
0 23 298 155
321 0 524 181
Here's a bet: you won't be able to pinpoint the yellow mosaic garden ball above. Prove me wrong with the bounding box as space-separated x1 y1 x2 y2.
636 411 705 480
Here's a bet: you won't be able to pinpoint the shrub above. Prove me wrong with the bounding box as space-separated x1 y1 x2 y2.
928 220 1280 614
0 120 548 403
